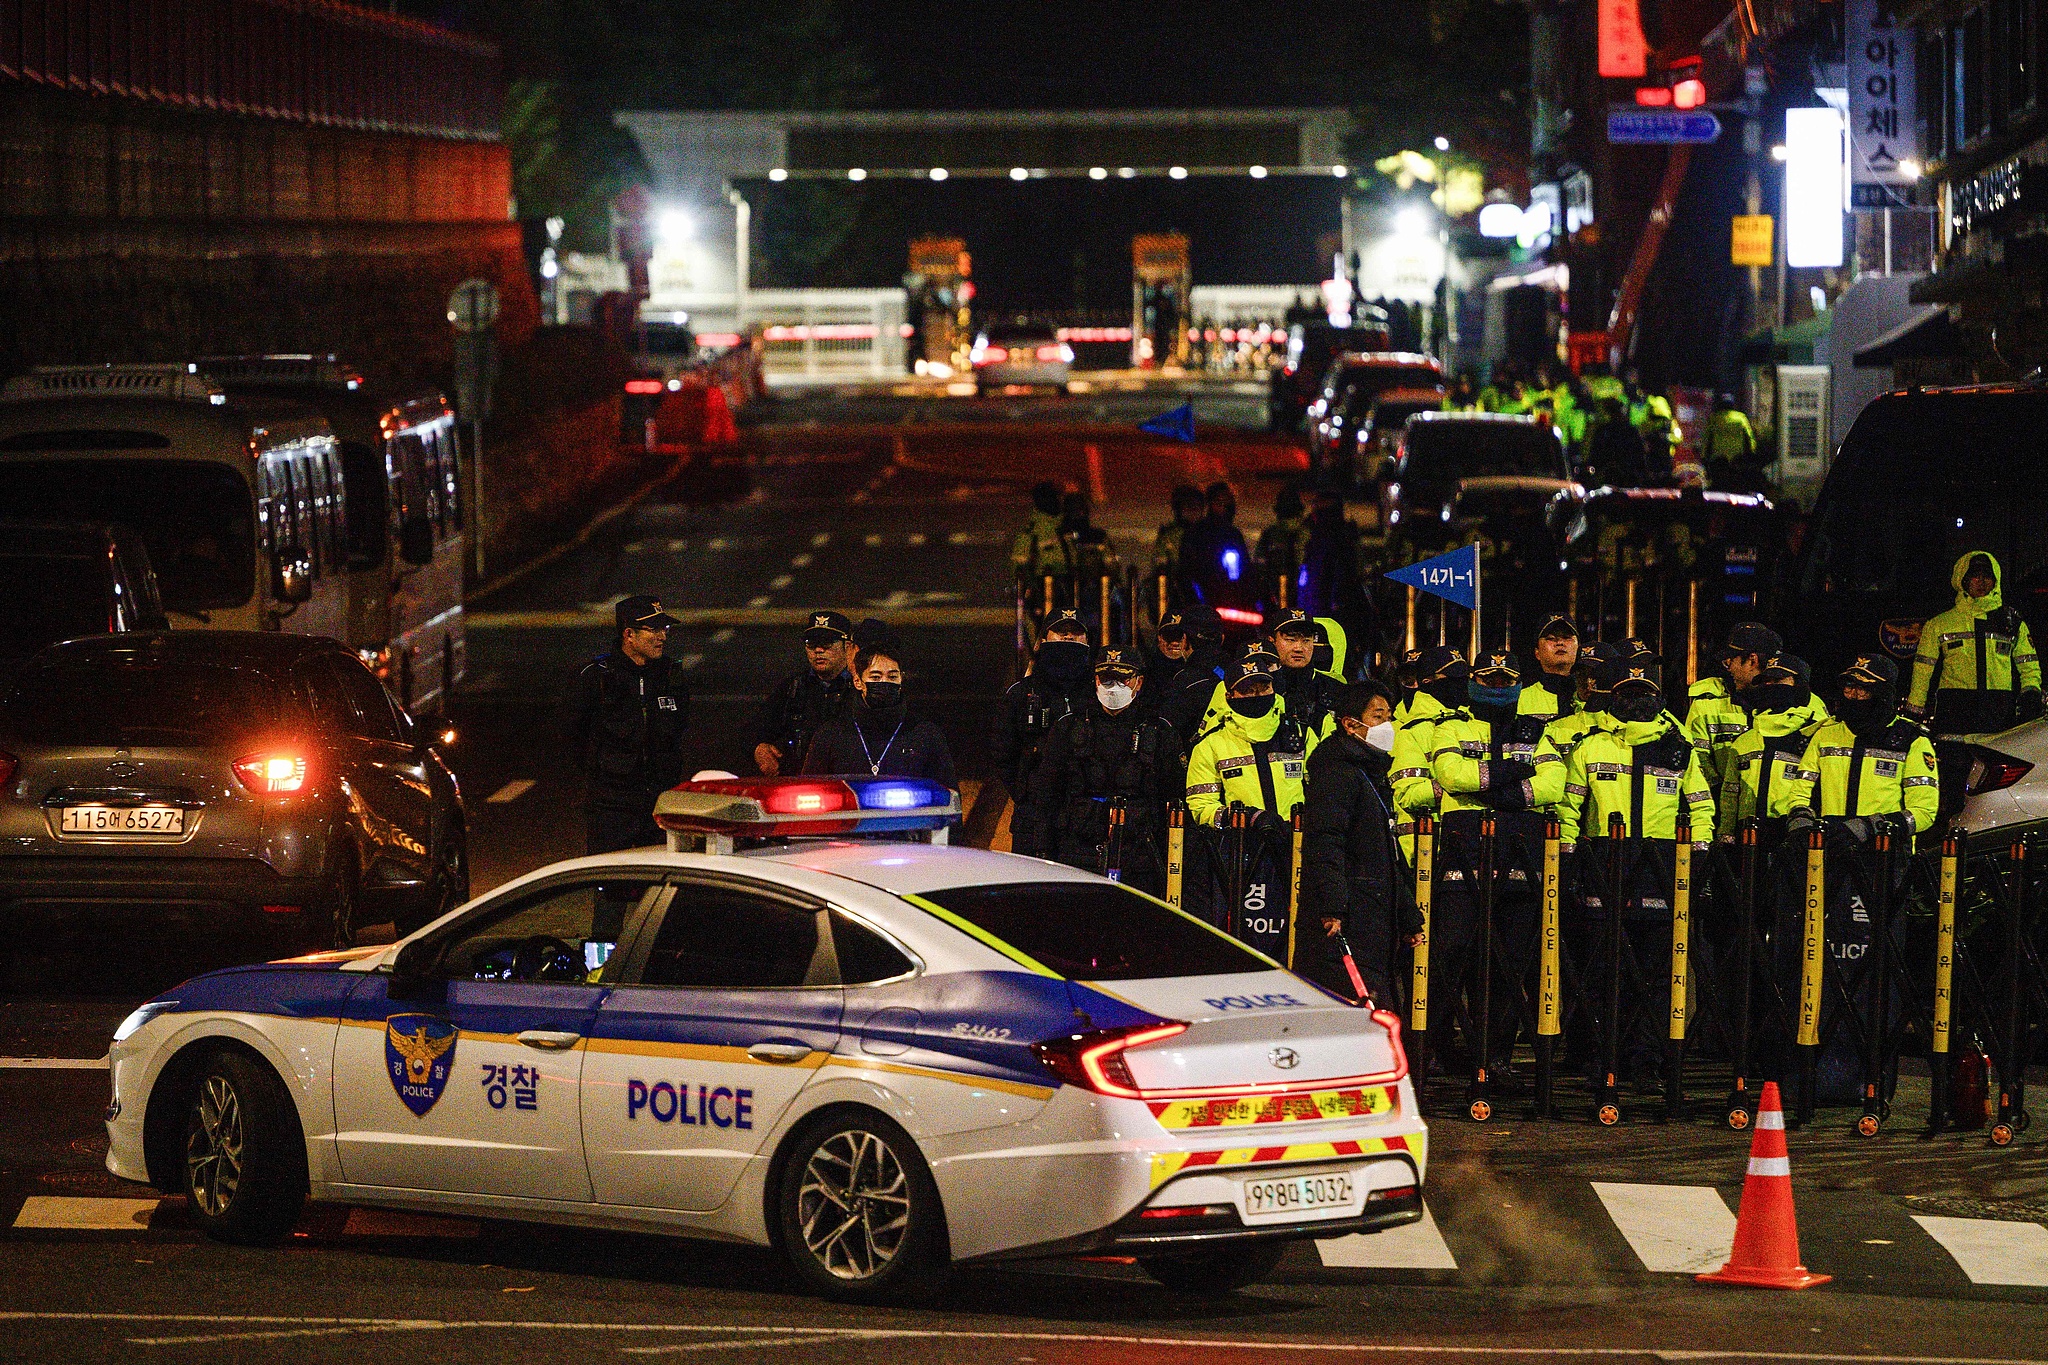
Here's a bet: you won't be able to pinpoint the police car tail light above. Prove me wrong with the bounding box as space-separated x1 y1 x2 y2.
1967 750 2033 795
233 749 307 794
1033 1022 1189 1097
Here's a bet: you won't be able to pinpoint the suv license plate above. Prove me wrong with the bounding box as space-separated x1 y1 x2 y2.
1240 1171 1361 1224
59 806 185 836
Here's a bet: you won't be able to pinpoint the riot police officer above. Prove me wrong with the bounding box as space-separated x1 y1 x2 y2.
992 609 1094 822
1907 551 2044 735
1685 622 1782 792
570 594 692 854
1522 614 1580 721
751 610 855 775
1159 605 1231 742
1016 647 1183 895
1269 608 1340 735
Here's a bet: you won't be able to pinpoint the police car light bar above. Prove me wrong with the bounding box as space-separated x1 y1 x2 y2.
654 776 959 842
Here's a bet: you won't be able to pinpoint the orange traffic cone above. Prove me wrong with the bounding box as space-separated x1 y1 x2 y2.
1698 1081 1830 1290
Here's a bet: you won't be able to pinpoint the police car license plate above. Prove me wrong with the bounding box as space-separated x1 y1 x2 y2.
1239 1170 1361 1224
59 805 184 836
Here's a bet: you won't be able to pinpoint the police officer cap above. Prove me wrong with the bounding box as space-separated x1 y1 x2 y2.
1721 622 1782 659
1268 608 1318 639
1536 613 1578 640
1472 650 1521 683
1094 646 1142 679
1619 637 1658 663
616 594 680 631
1416 645 1470 684
1043 610 1088 639
1227 656 1277 690
1841 654 1898 688
1759 653 1809 687
1160 605 1222 638
1606 659 1663 694
801 610 852 645
1235 641 1281 671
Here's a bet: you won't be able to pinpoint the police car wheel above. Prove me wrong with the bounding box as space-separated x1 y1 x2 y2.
777 1110 947 1301
181 1051 307 1246
1138 1239 1286 1294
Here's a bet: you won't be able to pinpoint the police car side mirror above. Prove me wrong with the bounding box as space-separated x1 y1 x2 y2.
390 938 445 998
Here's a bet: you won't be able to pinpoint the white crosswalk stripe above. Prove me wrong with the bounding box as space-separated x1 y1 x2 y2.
13 1197 157 1230
1913 1215 2048 1287
1317 1206 1458 1269
1591 1182 1736 1273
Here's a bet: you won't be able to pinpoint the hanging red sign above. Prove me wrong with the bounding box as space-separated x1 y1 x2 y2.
1598 0 1649 78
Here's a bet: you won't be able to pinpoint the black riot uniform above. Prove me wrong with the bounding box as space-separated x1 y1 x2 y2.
1159 605 1232 743
751 611 856 772
992 610 1094 800
1015 647 1184 896
570 595 693 854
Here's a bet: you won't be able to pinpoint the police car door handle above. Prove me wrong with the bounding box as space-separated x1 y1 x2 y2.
516 1030 582 1050
747 1040 815 1064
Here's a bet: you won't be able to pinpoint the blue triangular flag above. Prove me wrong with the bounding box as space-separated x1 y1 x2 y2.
1139 402 1196 443
1385 544 1480 610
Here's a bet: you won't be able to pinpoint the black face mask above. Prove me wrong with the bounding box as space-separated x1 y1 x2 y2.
1610 691 1663 723
1423 678 1468 709
1228 692 1276 719
861 681 903 710
1036 640 1091 681
1837 692 1894 736
1742 681 1805 714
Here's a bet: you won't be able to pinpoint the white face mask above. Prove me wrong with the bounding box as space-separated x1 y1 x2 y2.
1097 682 1136 712
1365 721 1396 751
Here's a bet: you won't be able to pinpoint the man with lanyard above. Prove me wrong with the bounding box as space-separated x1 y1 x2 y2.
1184 656 1315 955
1907 551 2044 736
750 610 855 775
1521 614 1581 721
1429 651 1567 1092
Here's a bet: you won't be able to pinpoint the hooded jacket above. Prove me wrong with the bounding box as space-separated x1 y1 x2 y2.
1717 699 1826 830
1390 690 1461 861
1301 728 1420 990
1908 551 2042 734
1769 713 1939 840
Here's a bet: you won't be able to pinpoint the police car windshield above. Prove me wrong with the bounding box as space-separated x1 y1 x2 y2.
915 882 1270 980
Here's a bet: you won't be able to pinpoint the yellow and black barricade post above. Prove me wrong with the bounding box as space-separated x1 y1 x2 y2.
1725 822 1762 1130
1534 817 1562 1119
1992 837 2031 1147
1042 570 1056 620
1123 564 1140 647
1927 827 1961 1135
1685 580 1700 688
1098 573 1113 648
1165 804 1186 911
1795 827 1827 1127
1287 808 1304 971
1276 570 1291 612
1665 821 1692 1119
1857 829 1895 1137
1624 576 1639 639
1102 798 1127 885
1411 814 1436 1106
1154 570 1170 635
1470 814 1499 1122
1596 811 1627 1126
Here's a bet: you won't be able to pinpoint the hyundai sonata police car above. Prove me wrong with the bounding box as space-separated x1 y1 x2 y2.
105 776 1424 1300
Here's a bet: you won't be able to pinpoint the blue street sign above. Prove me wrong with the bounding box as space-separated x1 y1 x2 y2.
1385 544 1479 609
1139 402 1196 443
1607 110 1722 145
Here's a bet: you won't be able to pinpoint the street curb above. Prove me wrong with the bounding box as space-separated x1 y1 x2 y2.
467 455 682 606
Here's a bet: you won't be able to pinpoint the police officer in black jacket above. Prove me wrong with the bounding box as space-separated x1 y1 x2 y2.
991 610 1094 799
1301 682 1420 1002
1159 605 1231 743
751 610 856 775
570 594 692 854
1015 647 1184 895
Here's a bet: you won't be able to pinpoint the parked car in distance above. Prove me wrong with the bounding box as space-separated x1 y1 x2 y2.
1354 388 1452 490
0 631 467 965
0 521 168 674
1268 317 1393 433
1383 412 1569 532
1307 354 1446 484
971 323 1073 393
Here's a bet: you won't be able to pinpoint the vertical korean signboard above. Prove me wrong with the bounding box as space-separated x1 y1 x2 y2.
1849 0 1919 207
1598 0 1648 78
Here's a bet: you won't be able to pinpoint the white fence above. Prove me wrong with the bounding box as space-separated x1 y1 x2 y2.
745 289 908 382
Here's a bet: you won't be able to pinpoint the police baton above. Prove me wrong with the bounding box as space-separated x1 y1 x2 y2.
1332 929 1371 1003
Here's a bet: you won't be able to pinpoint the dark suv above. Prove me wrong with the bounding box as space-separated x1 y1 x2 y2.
0 632 466 960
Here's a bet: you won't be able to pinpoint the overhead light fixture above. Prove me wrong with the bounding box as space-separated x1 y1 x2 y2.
847 167 867 181
1088 166 1108 180
768 168 788 182
1331 164 1349 177
1248 164 1268 179
1010 167 1028 181
1477 202 1523 238
929 167 948 181
1433 136 1450 151
1168 165 1188 180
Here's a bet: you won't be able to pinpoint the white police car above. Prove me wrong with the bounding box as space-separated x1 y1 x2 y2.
105 776 1425 1300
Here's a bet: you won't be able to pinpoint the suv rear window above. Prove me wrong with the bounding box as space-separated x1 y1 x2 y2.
914 882 1269 980
2 662 287 746
1402 423 1565 483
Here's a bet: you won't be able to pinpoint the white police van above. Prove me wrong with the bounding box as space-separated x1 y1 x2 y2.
105 776 1425 1300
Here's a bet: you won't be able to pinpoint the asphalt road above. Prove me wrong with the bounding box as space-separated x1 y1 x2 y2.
4 380 2047 1363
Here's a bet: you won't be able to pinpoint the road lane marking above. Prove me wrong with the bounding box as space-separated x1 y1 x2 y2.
747 596 771 608
710 628 734 644
769 575 793 589
790 554 812 568
622 542 646 554
13 1197 158 1230
667 539 688 552
1913 1214 2048 1286
1317 1205 1457 1269
485 780 536 805
811 532 830 547
948 531 970 545
0 1056 108 1070
471 607 1012 629
0 1316 2026 1363
907 533 926 546
1591 1182 1736 1274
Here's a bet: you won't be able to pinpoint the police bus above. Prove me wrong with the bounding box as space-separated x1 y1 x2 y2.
201 356 465 713
0 364 348 641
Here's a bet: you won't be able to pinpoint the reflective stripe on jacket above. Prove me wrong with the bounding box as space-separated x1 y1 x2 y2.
1769 717 1940 834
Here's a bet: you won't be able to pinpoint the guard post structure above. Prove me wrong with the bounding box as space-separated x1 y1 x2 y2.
1534 817 1562 1119
1165 803 1186 910
1796 828 1827 1127
1927 827 1961 1135
1666 820 1693 1120
1411 814 1436 1105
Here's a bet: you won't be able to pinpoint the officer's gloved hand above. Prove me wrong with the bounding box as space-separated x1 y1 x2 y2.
2022 691 2045 724
1836 815 1879 847
1782 810 1820 847
1484 759 1536 790
1881 811 1919 846
1247 807 1283 837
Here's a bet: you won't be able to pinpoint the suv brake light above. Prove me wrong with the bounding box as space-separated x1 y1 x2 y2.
1968 750 2034 795
233 750 308 795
